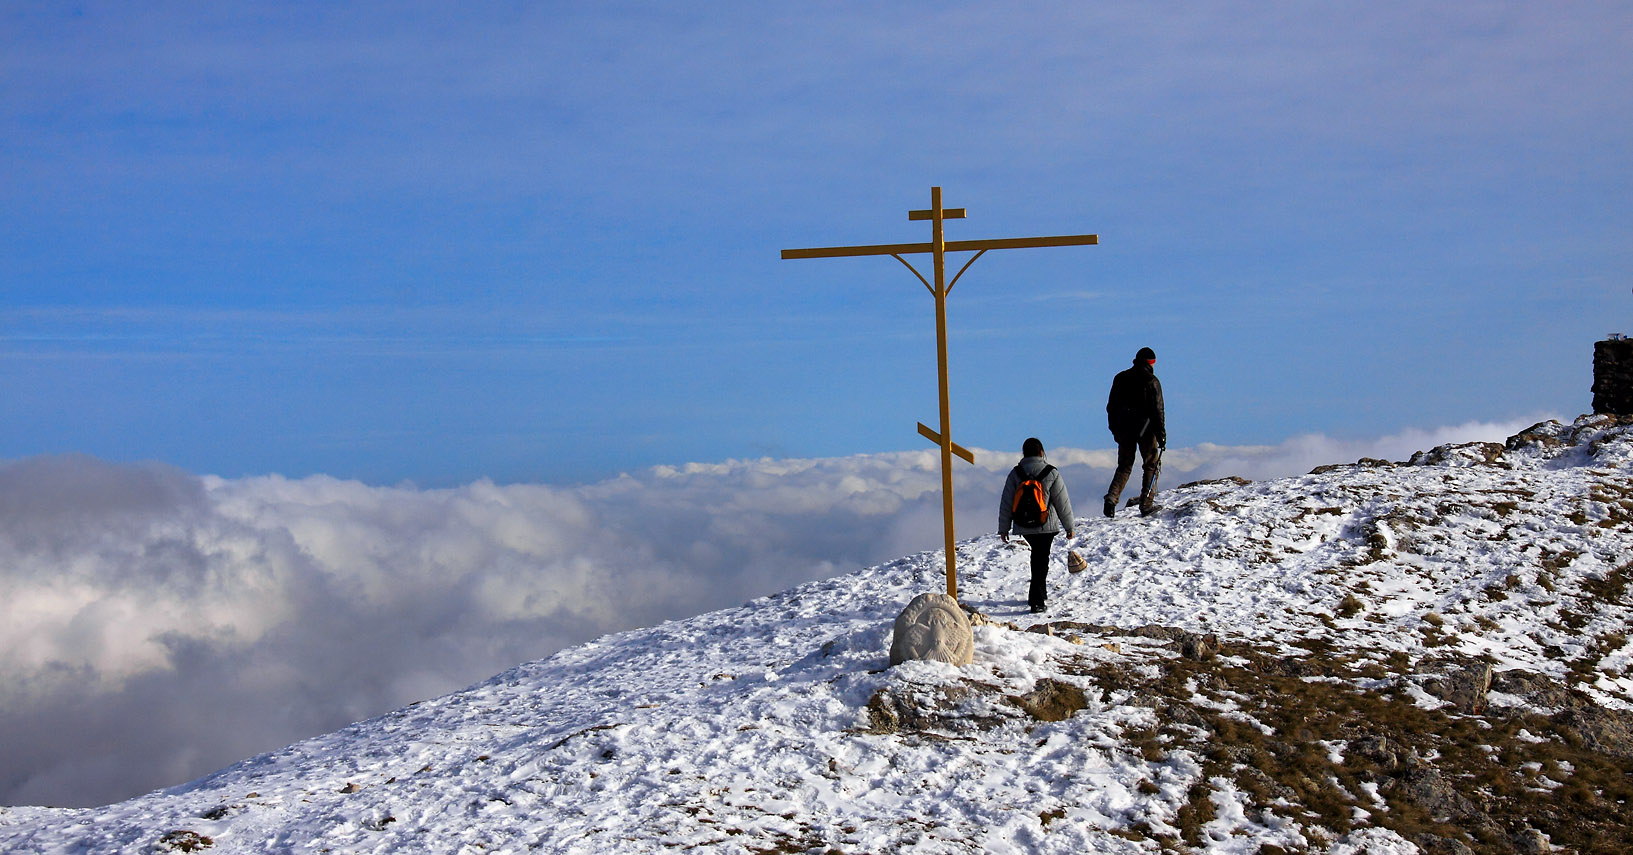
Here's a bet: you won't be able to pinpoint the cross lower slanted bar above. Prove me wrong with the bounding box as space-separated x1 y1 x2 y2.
781 186 1097 601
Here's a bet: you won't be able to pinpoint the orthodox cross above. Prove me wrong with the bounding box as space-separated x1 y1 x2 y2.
782 187 1097 600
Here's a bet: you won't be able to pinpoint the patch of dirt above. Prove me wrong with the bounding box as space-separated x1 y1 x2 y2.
1073 636 1633 853
155 830 214 852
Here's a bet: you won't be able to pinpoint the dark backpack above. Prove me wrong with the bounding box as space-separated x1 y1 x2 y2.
1010 464 1055 528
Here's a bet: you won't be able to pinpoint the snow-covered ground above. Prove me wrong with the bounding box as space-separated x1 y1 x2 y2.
2 415 1629 854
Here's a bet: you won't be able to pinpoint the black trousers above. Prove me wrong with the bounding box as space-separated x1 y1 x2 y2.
1105 433 1161 505
1023 533 1055 609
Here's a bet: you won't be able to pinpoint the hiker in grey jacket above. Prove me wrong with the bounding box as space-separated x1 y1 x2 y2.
999 437 1076 614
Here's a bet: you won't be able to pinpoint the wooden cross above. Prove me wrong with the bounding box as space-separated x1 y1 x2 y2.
782 187 1097 600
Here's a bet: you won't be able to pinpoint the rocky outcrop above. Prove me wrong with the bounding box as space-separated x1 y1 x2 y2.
865 676 1090 733
1408 441 1505 468
1046 621 1220 661
1504 413 1633 458
1420 660 1493 714
1005 678 1088 722
155 830 214 852
1175 475 1252 490
1552 696 1633 761
1309 457 1397 475
866 683 1009 734
1489 669 1571 710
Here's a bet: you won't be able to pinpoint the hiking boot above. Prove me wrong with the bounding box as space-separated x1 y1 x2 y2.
1102 498 1116 518
1029 603 1046 614
1139 496 1159 516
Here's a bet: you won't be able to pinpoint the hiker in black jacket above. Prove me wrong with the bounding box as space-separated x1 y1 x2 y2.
999 437 1076 614
1104 346 1166 517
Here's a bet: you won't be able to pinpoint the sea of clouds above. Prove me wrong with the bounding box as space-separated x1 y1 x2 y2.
0 418 1540 807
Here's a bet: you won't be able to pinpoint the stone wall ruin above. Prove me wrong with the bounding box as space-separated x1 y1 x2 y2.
1593 337 1633 415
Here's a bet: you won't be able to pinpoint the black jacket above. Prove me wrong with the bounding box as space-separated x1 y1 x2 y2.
1106 361 1165 445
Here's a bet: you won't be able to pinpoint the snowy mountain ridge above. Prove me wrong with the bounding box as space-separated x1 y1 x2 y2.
2 414 1631 854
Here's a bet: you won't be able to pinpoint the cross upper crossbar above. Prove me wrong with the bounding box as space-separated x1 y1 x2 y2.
909 207 965 221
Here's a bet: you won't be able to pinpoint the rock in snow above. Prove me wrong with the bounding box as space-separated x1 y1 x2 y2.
1 415 1632 854
889 591 975 667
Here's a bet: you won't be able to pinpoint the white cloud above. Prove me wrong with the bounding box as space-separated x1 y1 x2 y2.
0 416 1548 807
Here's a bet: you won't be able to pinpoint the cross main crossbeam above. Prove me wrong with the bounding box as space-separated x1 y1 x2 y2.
781 233 1098 260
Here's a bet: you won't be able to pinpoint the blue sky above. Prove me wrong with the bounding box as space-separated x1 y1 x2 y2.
3 1 1629 486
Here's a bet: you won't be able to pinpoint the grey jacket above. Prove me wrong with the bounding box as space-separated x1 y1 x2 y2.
998 456 1075 536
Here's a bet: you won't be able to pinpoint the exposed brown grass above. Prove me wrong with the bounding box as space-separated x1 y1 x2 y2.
1075 638 1633 853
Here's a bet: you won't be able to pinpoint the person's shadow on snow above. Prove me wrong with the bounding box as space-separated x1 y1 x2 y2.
966 598 1035 619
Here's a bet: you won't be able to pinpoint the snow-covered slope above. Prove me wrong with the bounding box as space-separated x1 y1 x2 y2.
3 416 1631 854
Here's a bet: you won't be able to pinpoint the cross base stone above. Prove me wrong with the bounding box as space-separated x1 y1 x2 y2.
889 592 975 667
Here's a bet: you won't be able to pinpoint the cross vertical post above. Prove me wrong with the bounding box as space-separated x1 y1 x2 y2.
928 187 959 598
782 187 1097 600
